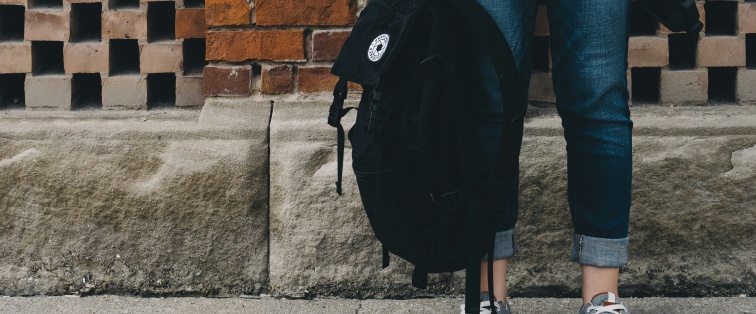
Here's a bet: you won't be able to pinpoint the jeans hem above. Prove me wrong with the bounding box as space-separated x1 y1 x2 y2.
570 233 629 267
482 228 517 261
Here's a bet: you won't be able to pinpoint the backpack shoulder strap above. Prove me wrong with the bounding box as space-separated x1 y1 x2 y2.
327 78 356 195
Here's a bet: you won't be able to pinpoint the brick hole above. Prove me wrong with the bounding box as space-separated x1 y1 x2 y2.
71 74 102 110
0 74 25 109
708 67 737 103
704 1 737 36
252 64 262 76
109 39 140 75
32 41 64 75
70 3 102 42
28 0 62 10
184 0 203 8
747 34 756 70
183 38 206 76
0 5 24 42
109 0 138 10
147 73 175 109
532 36 549 73
630 1 658 36
148 2 176 42
631 67 661 104
668 33 698 70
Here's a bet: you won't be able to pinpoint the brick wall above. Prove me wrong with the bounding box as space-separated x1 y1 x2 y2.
202 0 755 106
1 0 755 109
0 0 207 110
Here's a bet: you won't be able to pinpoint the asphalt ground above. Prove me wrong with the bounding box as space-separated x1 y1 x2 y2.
0 295 753 313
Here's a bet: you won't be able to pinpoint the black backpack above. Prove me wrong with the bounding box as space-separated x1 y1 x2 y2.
327 0 527 312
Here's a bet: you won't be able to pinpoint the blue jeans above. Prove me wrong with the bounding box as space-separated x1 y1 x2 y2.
472 0 633 267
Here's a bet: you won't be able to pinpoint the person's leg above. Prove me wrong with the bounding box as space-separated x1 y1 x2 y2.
470 0 538 303
545 0 633 305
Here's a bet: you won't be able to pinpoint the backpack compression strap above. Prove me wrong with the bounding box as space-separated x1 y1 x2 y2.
327 78 356 195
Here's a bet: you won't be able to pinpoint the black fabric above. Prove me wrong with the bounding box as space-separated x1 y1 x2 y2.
327 0 525 311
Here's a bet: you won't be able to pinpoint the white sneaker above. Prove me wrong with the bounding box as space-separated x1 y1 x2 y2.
579 292 629 314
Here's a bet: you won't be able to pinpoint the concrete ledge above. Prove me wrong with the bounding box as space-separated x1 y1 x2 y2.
1 102 755 298
270 102 756 298
0 100 271 296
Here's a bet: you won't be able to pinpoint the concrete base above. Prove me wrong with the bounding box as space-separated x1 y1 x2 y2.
1 101 754 298
0 100 270 296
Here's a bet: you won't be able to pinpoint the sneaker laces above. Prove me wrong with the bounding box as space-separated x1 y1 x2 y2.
584 292 628 314
584 303 627 314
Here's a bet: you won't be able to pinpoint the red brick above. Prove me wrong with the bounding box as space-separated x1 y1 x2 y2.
740 4 756 34
698 37 746 67
312 31 350 61
534 5 549 36
103 11 147 40
64 43 109 73
25 11 70 41
65 0 101 3
297 67 335 93
176 8 207 38
140 43 183 73
256 0 357 26
205 0 250 26
203 65 252 97
262 66 293 94
628 37 669 67
0 43 32 74
206 30 304 61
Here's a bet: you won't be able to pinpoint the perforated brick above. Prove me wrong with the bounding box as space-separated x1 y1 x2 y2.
102 75 147 110
64 43 109 73
25 75 72 110
140 43 183 73
102 11 147 40
660 69 708 106
25 11 70 42
0 43 31 74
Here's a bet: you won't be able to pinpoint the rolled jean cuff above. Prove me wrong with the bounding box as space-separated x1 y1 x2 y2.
482 228 517 261
570 234 629 267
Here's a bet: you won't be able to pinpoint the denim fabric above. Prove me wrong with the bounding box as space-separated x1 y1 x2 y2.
571 234 630 268
471 0 633 266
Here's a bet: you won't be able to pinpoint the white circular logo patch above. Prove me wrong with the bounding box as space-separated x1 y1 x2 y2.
368 34 390 62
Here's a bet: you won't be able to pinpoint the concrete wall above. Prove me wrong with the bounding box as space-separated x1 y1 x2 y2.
1 100 754 298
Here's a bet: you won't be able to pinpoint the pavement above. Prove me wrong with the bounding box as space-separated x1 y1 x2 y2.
0 295 753 314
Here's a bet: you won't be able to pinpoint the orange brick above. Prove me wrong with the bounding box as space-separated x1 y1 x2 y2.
176 8 207 39
206 30 304 61
262 65 293 94
205 0 250 26
312 31 350 61
698 37 746 67
256 0 356 26
297 67 337 93
628 37 669 67
740 4 756 34
203 65 252 97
